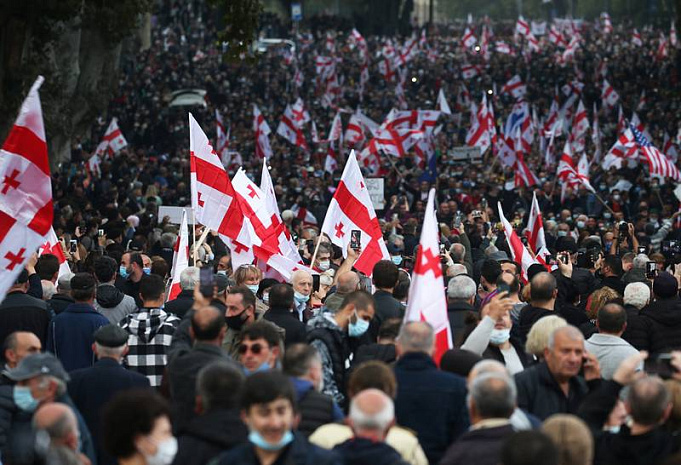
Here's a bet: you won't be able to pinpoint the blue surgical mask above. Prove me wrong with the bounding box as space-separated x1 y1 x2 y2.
243 361 271 376
143 267 151 275
391 255 403 265
248 430 294 451
246 284 260 295
119 266 129 279
557 231 568 237
13 386 39 412
217 270 228 276
489 328 511 345
262 292 269 304
349 311 370 338
576 221 586 229
294 291 309 304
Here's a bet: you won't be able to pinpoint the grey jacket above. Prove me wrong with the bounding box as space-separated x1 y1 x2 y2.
584 333 640 380
94 283 138 324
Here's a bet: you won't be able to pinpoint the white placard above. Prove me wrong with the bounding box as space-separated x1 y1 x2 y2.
365 178 385 210
158 206 195 225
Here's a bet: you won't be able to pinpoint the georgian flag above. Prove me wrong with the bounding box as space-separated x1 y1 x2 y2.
166 209 189 301
95 118 128 157
38 227 71 283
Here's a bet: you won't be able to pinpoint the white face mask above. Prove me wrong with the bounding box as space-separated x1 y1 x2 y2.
143 437 178 465
318 260 330 271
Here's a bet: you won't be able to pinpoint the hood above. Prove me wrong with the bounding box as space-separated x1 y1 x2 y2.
307 314 344 334
181 409 248 447
123 308 172 343
643 299 681 326
96 284 125 308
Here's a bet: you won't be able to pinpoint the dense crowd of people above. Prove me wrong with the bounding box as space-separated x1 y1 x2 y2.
4 0 681 464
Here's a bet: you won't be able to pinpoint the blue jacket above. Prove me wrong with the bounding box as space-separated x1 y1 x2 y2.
214 432 341 465
47 303 109 372
393 352 470 465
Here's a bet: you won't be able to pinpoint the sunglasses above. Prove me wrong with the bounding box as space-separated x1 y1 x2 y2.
239 343 264 355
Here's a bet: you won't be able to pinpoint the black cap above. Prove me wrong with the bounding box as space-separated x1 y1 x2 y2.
70 273 96 291
94 325 129 348
4 353 70 382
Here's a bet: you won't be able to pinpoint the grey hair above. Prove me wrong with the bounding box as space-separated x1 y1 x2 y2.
470 359 509 379
180 266 200 291
160 232 177 248
447 264 468 278
32 408 76 441
632 254 649 270
349 391 395 433
624 282 651 310
525 315 567 356
469 372 517 419
547 325 583 351
484 244 499 257
37 375 67 397
41 280 56 301
447 275 476 300
397 321 434 354
450 243 466 262
94 342 127 358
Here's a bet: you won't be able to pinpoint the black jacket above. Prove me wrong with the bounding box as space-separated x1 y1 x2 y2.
47 294 75 315
165 290 195 319
294 379 338 437
517 305 553 345
447 300 475 346
213 432 341 465
332 437 408 465
264 306 307 346
515 361 598 421
172 408 248 465
0 291 51 348
439 424 515 465
640 298 681 354
167 343 234 433
579 379 681 465
68 357 150 465
353 343 397 367
483 337 531 369
621 304 648 350
598 275 626 296
369 290 404 341
122 278 143 307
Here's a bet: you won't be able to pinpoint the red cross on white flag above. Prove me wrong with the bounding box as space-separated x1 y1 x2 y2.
403 189 452 365
38 227 72 283
0 76 53 301
166 209 189 301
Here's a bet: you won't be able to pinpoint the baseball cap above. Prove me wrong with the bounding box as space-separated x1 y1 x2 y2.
4 353 70 382
653 272 678 299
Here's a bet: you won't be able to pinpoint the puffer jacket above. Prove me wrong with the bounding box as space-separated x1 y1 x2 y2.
94 283 137 324
640 297 681 354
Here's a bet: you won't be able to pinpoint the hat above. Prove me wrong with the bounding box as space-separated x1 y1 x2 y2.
5 353 70 382
653 272 678 299
215 273 229 293
527 263 548 282
94 325 129 348
489 251 510 263
128 240 144 252
57 272 75 291
70 273 96 291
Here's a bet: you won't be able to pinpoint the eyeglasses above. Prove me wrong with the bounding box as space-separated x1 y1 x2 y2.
239 343 264 355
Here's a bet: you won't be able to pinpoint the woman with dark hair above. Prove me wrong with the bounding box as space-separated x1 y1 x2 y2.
102 389 176 465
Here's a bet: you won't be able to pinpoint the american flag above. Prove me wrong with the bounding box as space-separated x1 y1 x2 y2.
632 124 681 181
630 124 650 147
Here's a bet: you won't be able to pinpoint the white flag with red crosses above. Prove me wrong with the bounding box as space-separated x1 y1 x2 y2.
166 209 189 302
0 76 53 301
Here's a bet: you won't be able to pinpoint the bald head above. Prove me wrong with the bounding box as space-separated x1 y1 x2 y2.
190 306 226 343
397 321 434 356
33 403 79 451
4 331 41 369
628 377 671 426
291 270 312 297
530 272 557 304
336 271 360 294
349 389 395 438
291 270 312 285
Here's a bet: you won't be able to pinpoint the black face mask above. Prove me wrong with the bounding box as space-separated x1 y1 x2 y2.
225 309 248 331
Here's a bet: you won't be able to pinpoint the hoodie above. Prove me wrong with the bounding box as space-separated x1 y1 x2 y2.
640 298 681 354
307 314 351 408
95 283 138 324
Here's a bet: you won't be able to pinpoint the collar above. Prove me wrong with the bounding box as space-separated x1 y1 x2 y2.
537 361 579 391
471 419 512 431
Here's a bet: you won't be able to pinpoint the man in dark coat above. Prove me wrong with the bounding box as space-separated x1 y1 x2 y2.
332 389 407 465
68 324 150 465
596 255 626 296
172 361 248 465
164 267 198 319
47 273 76 315
446 275 477 345
369 260 404 341
0 270 51 348
515 325 601 421
263 284 307 346
640 272 681 354
517 272 559 344
621 282 650 350
393 321 469 465
167 305 234 433
440 372 516 465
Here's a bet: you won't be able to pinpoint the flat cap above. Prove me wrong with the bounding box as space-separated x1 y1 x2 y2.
94 325 129 348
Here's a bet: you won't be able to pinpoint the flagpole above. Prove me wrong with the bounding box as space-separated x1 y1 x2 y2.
195 227 211 251
309 234 324 270
382 153 405 181
592 191 615 215
192 209 198 265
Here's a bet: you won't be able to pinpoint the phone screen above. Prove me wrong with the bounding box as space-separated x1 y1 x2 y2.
350 230 361 250
69 240 77 253
312 274 320 293
199 267 215 297
646 261 657 279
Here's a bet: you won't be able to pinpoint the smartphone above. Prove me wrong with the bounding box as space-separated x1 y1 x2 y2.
439 243 446 254
312 274 320 293
199 267 215 298
69 240 77 254
638 246 647 255
646 261 657 279
497 283 511 295
481 198 488 209
644 353 676 379
98 229 104 237
350 230 361 250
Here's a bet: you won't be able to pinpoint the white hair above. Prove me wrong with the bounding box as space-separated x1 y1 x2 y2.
291 269 312 285
447 275 476 300
624 282 651 310
447 264 468 278
632 254 649 270
41 280 56 301
349 391 395 433
94 342 127 359
180 267 200 290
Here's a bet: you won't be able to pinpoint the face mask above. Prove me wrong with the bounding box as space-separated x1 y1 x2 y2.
143 267 151 275
391 255 403 265
599 184 607 191
557 231 568 237
318 260 330 271
262 292 269 304
576 221 586 229
243 361 271 376
246 284 260 295
604 212 612 220
119 266 129 279
225 309 248 331
349 311 370 338
13 386 39 412
143 437 178 465
489 328 511 345
248 430 294 451
294 291 309 304
613 195 621 202
607 425 621 434
217 270 227 276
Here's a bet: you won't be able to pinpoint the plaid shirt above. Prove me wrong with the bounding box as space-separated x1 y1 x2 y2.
119 307 180 387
